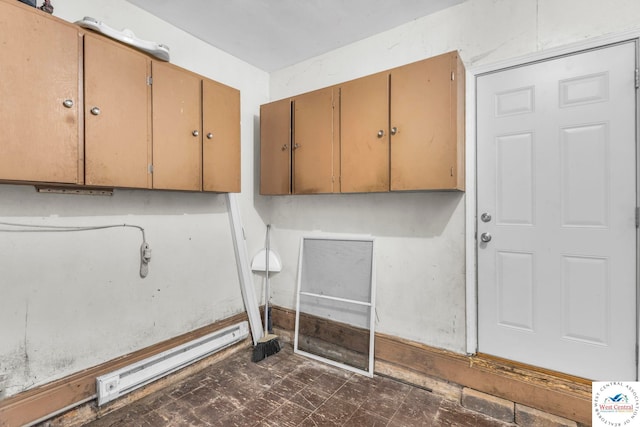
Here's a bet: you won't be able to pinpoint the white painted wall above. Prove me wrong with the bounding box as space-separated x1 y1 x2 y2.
267 0 640 354
0 0 269 399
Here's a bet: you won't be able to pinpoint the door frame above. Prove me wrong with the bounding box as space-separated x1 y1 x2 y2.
465 29 640 378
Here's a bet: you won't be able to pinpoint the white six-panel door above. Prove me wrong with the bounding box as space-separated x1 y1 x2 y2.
477 41 637 380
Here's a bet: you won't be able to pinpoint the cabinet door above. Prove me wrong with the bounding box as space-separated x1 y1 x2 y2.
390 51 464 190
260 98 292 195
293 87 338 194
202 79 241 193
0 2 82 184
340 72 390 193
84 34 152 188
152 62 202 191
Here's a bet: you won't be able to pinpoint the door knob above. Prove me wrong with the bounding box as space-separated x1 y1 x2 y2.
90 107 101 116
390 127 398 136
62 99 74 108
481 213 492 223
281 144 288 151
480 232 492 243
206 132 213 139
377 130 385 138
192 130 199 137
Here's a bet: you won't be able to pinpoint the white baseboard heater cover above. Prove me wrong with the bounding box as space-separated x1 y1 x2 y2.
96 321 249 406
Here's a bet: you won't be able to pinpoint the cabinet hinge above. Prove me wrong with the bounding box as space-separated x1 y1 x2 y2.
147 76 153 86
636 207 639 228
451 71 455 81
148 164 154 174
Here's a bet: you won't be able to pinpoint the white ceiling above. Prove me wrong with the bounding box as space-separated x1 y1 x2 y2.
126 0 464 72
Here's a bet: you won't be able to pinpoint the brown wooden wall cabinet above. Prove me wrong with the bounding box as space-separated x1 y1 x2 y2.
260 87 338 195
340 72 390 193
84 33 153 189
0 0 83 185
389 51 465 191
202 79 241 193
260 98 292 195
152 63 241 192
0 0 241 193
260 51 465 194
151 62 203 191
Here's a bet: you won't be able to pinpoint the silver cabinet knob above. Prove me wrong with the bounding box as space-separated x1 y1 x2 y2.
481 213 492 223
63 99 74 108
480 232 492 243
390 127 398 135
294 143 301 149
281 144 288 151
206 132 213 139
192 130 199 137
90 107 101 116
377 130 385 138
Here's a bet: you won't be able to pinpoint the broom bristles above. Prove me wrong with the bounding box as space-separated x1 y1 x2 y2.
252 334 281 362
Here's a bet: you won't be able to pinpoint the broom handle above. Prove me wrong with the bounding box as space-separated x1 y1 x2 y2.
264 224 271 335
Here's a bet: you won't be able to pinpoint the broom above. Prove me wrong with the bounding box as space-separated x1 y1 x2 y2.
252 224 281 362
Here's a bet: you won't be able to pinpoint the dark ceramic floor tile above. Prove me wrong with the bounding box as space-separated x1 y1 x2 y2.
437 399 513 427
389 411 440 427
303 412 345 427
181 388 221 408
224 380 264 405
257 351 300 374
215 406 265 427
137 410 171 427
155 399 211 426
332 379 373 406
308 372 349 396
233 364 284 387
359 393 401 420
396 387 443 418
242 391 288 417
260 401 312 427
312 395 359 424
82 344 514 427
343 408 390 427
167 381 200 400
371 375 413 401
136 390 175 409
287 364 330 385
288 386 332 411
191 393 241 421
269 376 308 400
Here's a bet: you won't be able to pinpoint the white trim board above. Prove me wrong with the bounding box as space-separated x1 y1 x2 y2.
464 28 640 378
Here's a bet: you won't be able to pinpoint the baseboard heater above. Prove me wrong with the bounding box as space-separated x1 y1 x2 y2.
96 321 249 406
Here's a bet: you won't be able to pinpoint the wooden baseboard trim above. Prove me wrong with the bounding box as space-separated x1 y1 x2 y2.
271 306 590 425
0 312 249 427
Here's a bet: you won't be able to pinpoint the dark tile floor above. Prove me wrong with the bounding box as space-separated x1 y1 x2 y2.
83 343 515 426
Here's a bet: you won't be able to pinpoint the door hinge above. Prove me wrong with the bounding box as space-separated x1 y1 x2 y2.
636 207 639 228
147 76 153 86
148 164 154 174
635 68 639 89
451 71 455 81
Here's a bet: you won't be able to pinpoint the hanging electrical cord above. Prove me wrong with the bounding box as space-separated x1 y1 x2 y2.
0 221 151 278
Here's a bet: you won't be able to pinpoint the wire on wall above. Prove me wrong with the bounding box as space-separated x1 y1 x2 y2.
0 221 151 278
